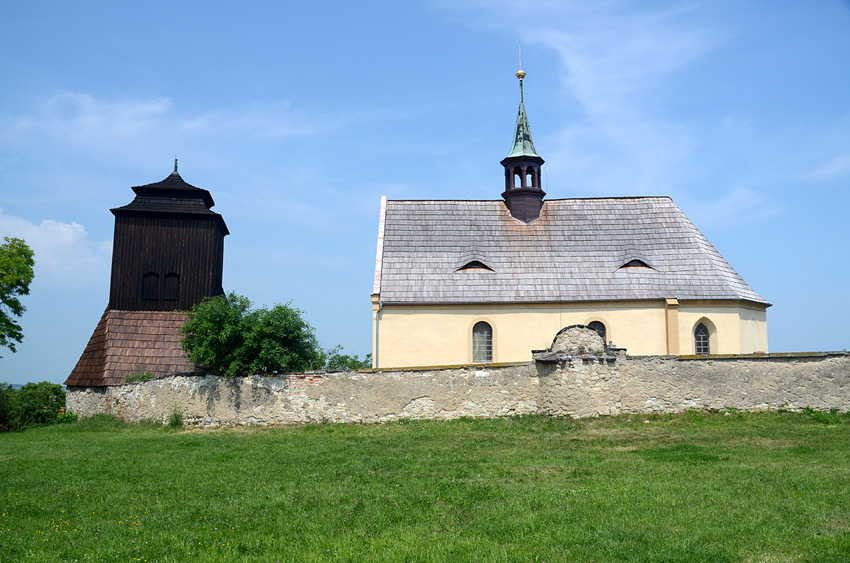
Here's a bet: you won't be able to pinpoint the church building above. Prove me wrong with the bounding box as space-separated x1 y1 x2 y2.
65 162 228 387
370 67 769 368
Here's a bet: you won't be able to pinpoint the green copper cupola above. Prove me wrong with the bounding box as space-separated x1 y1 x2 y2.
506 70 540 159
501 60 546 223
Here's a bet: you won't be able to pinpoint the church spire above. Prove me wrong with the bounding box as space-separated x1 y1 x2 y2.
506 47 540 159
501 47 546 224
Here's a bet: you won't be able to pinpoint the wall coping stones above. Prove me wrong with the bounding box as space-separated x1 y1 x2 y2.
672 351 849 361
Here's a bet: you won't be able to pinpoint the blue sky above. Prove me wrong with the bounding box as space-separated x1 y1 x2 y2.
1 1 849 386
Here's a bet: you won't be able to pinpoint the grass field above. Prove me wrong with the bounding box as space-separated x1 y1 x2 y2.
1 411 849 562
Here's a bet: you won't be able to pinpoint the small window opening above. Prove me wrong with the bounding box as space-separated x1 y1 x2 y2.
587 321 606 344
163 272 180 300
457 261 493 272
620 259 651 269
526 171 534 188
472 322 493 363
695 323 710 355
141 272 159 300
513 170 522 188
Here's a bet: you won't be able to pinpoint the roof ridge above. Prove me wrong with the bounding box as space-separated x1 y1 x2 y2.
385 196 675 203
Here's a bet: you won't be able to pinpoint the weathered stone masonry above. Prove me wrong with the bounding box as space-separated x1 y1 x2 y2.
67 364 540 426
68 351 850 427
537 352 850 418
65 328 848 426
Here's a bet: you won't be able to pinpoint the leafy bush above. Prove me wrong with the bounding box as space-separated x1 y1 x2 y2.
0 382 13 431
181 292 323 376
13 381 66 428
56 408 78 424
0 381 67 431
321 346 372 370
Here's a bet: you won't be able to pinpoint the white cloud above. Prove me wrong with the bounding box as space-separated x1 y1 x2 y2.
3 92 395 156
441 0 722 118
538 7 718 119
0 208 112 290
11 93 172 147
438 0 728 197
801 153 850 183
683 187 783 228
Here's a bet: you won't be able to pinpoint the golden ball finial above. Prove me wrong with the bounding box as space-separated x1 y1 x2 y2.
516 68 526 80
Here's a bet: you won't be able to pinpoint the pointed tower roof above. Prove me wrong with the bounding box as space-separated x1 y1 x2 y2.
501 54 545 223
506 66 540 159
110 161 229 235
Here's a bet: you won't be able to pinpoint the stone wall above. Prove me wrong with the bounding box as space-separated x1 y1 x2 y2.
67 363 539 427
66 327 849 427
537 353 850 418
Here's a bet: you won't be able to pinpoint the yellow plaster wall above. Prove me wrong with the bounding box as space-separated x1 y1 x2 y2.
677 303 768 355
373 300 769 368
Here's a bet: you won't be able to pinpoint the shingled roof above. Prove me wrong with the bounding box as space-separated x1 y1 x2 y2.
375 197 769 306
110 168 229 234
66 310 195 387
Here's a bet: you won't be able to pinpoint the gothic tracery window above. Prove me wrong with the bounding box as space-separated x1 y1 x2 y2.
695 323 710 355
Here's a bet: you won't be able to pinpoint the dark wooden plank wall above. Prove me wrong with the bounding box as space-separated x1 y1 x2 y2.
109 215 225 311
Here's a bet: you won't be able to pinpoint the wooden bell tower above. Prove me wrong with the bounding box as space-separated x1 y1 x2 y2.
108 160 229 311
66 162 229 387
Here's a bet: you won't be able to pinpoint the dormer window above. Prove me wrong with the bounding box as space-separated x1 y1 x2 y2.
619 259 652 269
457 260 493 272
456 250 493 273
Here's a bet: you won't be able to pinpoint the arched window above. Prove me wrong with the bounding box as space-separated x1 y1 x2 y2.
141 272 159 300
472 321 493 363
587 321 606 344
695 323 710 355
163 273 180 300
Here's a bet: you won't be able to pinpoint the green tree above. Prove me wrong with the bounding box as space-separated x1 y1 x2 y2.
12 381 65 428
0 382 13 431
181 292 324 376
321 346 372 370
0 381 66 431
0 237 35 356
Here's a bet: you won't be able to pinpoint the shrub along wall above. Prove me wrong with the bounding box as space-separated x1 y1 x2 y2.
66 351 850 427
